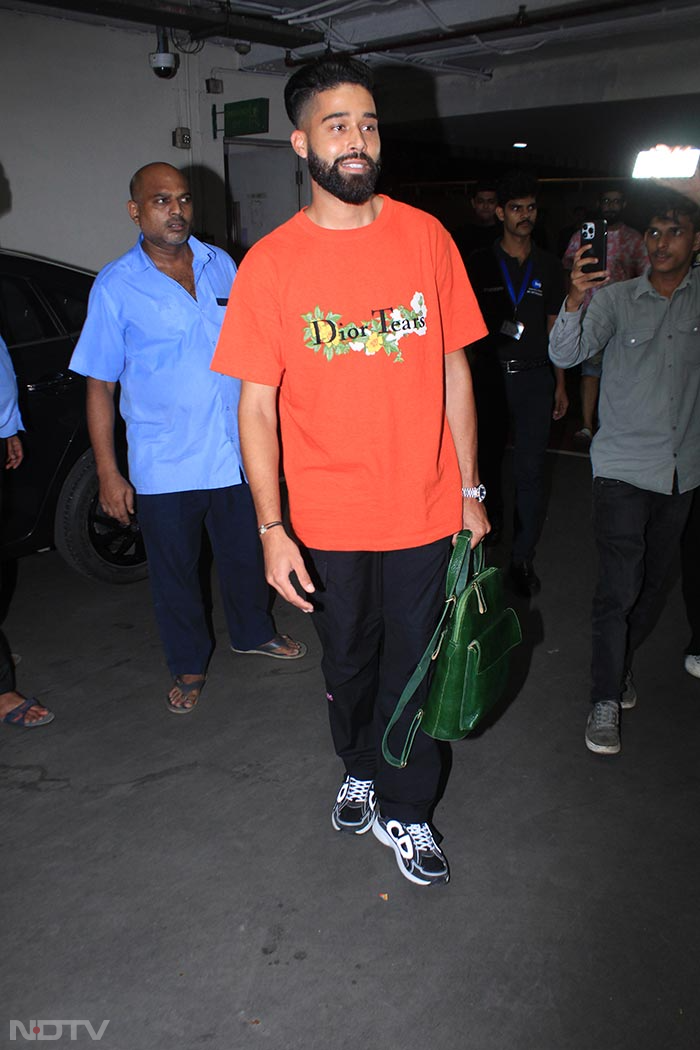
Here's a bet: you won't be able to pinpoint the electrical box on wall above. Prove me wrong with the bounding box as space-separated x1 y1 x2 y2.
172 127 191 149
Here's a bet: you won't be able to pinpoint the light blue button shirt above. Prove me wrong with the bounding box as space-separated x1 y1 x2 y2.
0 334 24 438
549 267 700 494
70 236 241 494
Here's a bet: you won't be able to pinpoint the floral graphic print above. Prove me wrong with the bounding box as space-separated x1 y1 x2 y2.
302 292 427 363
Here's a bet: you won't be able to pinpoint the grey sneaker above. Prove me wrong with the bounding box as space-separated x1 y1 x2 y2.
331 775 377 834
372 815 450 886
684 654 700 679
621 670 637 709
585 700 620 755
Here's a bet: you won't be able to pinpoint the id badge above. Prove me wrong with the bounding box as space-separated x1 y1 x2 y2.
500 319 525 340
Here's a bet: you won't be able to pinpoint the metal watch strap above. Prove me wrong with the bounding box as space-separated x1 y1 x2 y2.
461 484 486 502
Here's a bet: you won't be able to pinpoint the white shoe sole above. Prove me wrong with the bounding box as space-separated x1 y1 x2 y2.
585 735 620 755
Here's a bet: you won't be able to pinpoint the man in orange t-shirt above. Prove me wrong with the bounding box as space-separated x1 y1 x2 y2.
211 56 488 887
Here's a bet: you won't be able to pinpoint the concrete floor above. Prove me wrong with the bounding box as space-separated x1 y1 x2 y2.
2 453 699 1050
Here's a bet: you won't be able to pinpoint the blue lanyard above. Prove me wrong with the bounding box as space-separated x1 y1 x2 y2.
499 256 533 312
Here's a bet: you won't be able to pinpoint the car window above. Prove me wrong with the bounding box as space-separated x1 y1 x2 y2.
36 284 90 334
0 275 58 347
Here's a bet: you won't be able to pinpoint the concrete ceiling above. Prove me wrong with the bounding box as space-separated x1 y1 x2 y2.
2 0 699 177
3 0 700 75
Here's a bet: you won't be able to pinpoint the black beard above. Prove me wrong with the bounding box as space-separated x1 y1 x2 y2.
307 147 380 205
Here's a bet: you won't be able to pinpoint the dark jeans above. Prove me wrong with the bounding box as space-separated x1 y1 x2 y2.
591 477 693 704
306 537 452 824
137 483 273 677
473 358 554 563
681 487 700 653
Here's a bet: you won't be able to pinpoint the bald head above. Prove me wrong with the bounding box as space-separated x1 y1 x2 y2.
129 162 186 203
127 163 193 254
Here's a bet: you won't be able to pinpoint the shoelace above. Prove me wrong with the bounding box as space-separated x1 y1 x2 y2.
405 822 438 853
345 777 373 802
593 702 618 728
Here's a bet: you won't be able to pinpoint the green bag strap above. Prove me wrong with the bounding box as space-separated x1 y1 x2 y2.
381 595 456 768
381 532 483 769
445 530 484 597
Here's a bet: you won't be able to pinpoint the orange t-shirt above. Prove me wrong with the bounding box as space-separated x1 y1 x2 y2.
211 195 487 551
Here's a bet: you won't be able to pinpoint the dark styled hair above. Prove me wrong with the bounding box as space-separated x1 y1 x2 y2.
645 191 700 232
284 56 374 127
496 170 539 208
471 179 497 198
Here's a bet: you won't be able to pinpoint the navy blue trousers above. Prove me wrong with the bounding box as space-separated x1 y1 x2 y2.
306 537 452 824
137 484 274 676
591 477 693 704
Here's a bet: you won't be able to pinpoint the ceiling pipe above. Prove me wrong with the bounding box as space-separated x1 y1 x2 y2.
284 0 700 63
27 0 324 48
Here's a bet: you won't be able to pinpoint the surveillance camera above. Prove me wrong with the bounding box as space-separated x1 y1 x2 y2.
149 51 178 79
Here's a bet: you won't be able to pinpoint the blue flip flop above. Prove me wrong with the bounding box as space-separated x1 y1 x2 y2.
1 696 55 728
230 633 307 660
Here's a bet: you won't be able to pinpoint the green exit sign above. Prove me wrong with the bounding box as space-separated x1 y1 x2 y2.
224 98 270 137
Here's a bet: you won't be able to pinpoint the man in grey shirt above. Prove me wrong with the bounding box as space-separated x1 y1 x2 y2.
549 187 700 755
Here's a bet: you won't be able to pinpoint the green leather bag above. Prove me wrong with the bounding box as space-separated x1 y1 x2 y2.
382 530 522 768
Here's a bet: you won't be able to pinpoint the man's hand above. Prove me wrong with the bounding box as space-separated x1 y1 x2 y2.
260 528 316 612
553 379 569 420
652 151 700 206
458 498 490 548
566 245 609 310
4 434 23 469
98 471 135 525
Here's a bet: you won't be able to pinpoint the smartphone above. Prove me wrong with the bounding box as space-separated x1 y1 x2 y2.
581 219 607 278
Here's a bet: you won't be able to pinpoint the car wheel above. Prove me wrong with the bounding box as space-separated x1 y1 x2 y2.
54 449 148 584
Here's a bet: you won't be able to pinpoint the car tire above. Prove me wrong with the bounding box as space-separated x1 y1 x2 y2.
54 449 148 584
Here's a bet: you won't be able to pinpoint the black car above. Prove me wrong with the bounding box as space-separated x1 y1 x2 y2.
0 249 147 583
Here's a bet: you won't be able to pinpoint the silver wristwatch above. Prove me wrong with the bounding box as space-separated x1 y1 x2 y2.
461 484 487 502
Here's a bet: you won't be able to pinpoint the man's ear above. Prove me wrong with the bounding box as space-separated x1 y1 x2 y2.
290 129 307 159
127 200 140 226
495 205 505 223
693 228 700 253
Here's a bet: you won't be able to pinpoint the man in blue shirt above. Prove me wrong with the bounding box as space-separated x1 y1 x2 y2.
0 335 54 727
70 163 305 713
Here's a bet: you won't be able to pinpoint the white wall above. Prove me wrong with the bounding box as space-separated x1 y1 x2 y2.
2 8 698 269
0 9 292 270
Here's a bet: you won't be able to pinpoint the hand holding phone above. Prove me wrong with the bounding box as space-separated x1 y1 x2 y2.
581 219 608 281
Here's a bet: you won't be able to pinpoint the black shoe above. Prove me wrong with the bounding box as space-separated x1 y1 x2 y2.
508 560 541 597
372 815 450 886
331 775 377 834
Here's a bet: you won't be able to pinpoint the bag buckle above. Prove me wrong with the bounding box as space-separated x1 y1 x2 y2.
431 630 446 660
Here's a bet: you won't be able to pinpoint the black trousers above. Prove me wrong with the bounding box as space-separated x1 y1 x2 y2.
681 487 700 654
306 537 452 824
591 477 694 704
137 483 273 677
473 358 554 563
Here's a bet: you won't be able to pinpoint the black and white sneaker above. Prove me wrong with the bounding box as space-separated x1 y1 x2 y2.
372 815 450 886
331 775 377 834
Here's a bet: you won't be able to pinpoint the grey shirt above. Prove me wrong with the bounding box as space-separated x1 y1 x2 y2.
549 267 700 494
